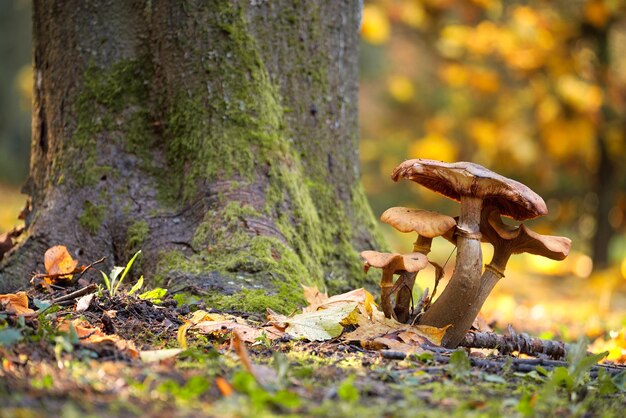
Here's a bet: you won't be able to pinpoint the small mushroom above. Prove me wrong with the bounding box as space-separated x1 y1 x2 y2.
392 159 547 347
380 207 456 322
360 250 428 320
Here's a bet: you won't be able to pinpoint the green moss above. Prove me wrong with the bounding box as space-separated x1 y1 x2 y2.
151 2 382 304
158 2 287 202
126 220 149 253
58 2 381 311
79 200 105 234
204 285 305 313
65 58 152 187
156 234 309 313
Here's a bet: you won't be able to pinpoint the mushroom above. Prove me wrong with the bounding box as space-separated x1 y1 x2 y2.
360 250 429 320
380 207 456 322
392 159 547 347
457 207 571 340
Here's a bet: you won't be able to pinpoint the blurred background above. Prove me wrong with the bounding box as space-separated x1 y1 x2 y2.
359 0 626 357
0 0 625 356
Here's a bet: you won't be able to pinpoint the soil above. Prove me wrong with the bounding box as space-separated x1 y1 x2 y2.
1 282 625 418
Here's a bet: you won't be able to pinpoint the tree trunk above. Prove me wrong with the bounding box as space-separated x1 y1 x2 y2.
0 0 382 312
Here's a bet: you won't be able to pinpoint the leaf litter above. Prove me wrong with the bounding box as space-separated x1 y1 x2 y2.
2 246 626 417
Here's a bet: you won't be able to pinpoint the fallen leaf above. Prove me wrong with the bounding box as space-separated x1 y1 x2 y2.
302 287 376 316
195 320 264 343
216 376 234 397
75 293 95 313
302 284 328 307
57 319 138 358
140 348 183 363
270 303 358 341
374 337 424 355
44 245 78 278
177 310 214 349
0 292 36 316
342 308 450 347
178 310 258 347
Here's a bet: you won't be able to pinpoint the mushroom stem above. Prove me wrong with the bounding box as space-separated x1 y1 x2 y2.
380 269 397 320
394 236 433 322
439 246 512 347
418 195 483 347
441 207 571 347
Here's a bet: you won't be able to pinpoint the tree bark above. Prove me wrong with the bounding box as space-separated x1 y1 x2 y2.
0 0 381 312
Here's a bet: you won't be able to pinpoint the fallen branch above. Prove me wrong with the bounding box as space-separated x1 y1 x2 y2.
459 327 568 360
51 284 98 304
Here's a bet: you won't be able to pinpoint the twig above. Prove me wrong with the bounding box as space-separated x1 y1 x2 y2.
459 327 568 360
410 288 429 326
74 256 106 282
51 284 98 304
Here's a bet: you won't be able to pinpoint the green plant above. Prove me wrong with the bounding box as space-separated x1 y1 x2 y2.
448 349 472 381
100 250 142 298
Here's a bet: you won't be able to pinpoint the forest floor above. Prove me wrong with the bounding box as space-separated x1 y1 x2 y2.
2 187 626 417
2 275 626 418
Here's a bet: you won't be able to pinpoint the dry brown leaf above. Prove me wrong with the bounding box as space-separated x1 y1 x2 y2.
301 284 328 307
57 319 138 358
0 292 35 316
373 337 425 355
45 245 78 277
195 320 264 343
302 287 376 317
342 308 450 347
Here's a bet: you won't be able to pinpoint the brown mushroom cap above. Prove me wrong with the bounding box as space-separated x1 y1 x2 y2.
360 250 428 273
380 207 456 238
483 209 571 260
391 159 547 221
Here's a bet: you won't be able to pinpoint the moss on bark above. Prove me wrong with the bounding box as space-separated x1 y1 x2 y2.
2 0 382 312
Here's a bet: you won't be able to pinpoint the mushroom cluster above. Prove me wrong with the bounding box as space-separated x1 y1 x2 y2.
361 159 572 348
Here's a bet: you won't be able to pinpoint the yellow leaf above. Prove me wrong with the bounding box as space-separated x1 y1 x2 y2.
177 309 213 349
361 5 390 45
399 1 425 29
409 133 457 162
556 76 603 113
388 75 414 103
177 321 193 349
439 63 469 87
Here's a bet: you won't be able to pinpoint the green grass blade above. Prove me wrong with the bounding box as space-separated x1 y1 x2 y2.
114 250 142 294
128 275 144 296
100 271 111 292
